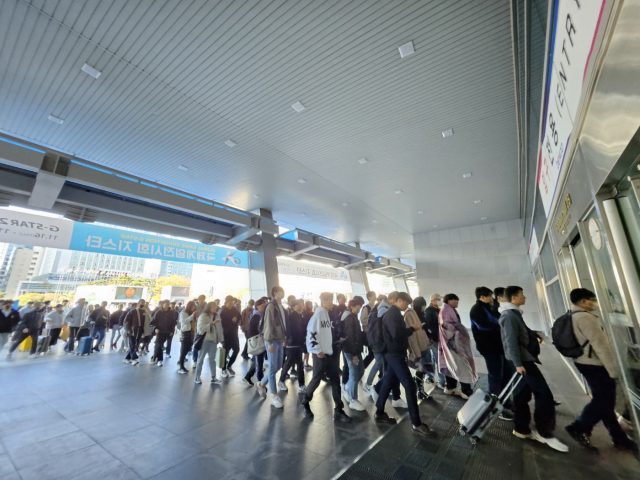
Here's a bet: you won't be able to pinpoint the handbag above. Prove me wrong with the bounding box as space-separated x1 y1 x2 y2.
247 334 266 355
193 333 206 350
215 346 226 366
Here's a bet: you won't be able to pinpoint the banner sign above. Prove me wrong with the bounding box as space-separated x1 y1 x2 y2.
0 208 248 268
529 227 540 266
537 0 606 217
277 258 351 281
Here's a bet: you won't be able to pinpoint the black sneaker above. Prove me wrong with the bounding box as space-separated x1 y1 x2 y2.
374 412 397 425
333 409 352 423
565 425 598 451
243 377 254 387
302 402 314 418
412 423 437 438
499 409 514 421
614 438 638 453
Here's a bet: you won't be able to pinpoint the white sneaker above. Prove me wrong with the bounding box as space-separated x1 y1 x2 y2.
256 382 267 399
221 370 229 378
211 377 222 384
349 399 366 411
454 390 469 400
443 388 455 395
533 432 569 452
271 396 283 409
278 381 288 392
6 353 11 359
298 385 307 393
513 430 536 440
131 360 139 366
157 361 163 367
424 381 436 396
195 377 202 384
371 388 379 402
342 385 352 404
392 398 408 409
363 384 373 395
123 359 131 364
28 354 37 359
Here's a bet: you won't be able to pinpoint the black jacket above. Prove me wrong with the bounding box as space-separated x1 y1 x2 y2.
151 309 177 335
108 310 122 328
470 300 504 356
382 305 415 356
118 308 130 326
302 310 313 332
0 308 20 333
123 308 142 336
220 306 241 337
89 307 109 329
248 311 262 338
342 312 364 356
424 305 440 342
284 311 306 348
19 308 45 334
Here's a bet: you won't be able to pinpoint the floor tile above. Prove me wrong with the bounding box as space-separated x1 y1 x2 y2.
147 453 233 479
9 430 96 470
18 444 116 480
81 413 152 443
69 459 141 480
1 418 79 453
120 435 204 479
0 454 18 478
101 424 176 460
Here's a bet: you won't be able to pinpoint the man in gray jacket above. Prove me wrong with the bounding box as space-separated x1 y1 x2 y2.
500 286 568 453
63 298 86 354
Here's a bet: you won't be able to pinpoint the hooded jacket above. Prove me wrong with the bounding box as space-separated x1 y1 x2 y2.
65 304 86 327
0 308 20 333
306 305 333 355
220 306 241 337
19 308 45 334
151 309 177 335
470 300 504 356
197 311 224 343
424 304 440 342
499 303 537 368
248 310 262 338
284 310 306 348
382 305 415 356
377 299 392 318
44 310 64 329
570 305 617 378
123 308 144 337
342 311 364 356
263 300 286 344
404 308 429 357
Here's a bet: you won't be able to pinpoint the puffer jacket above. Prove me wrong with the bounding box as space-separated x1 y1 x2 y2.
404 308 429 358
65 304 85 327
44 311 64 329
570 306 617 378
284 310 306 348
342 312 364 356
151 309 177 335
197 312 224 343
19 308 45 334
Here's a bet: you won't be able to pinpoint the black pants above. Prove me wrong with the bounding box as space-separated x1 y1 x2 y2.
142 335 152 352
363 348 375 369
223 334 239 370
512 361 555 437
124 336 138 360
570 363 628 443
65 326 79 352
246 352 265 382
242 331 249 357
154 333 168 362
280 347 305 385
374 356 401 400
9 331 37 354
179 334 193 369
165 333 174 355
445 376 473 396
376 354 421 427
304 353 344 410
48 328 61 346
483 353 514 407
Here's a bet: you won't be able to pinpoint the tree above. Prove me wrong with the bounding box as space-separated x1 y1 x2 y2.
16 292 57 306
81 275 191 302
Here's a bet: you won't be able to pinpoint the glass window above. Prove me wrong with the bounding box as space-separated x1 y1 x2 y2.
540 241 558 280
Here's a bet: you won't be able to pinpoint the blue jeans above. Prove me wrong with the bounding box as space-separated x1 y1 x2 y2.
429 341 445 384
345 353 364 401
90 327 106 350
195 341 218 380
264 341 284 394
110 327 121 345
367 352 384 385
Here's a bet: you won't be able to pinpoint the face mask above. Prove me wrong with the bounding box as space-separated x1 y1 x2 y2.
436 300 443 307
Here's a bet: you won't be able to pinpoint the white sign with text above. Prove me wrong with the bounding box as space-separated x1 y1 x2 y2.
0 209 74 249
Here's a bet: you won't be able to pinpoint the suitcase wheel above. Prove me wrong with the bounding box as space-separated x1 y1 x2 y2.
458 427 466 437
469 437 478 445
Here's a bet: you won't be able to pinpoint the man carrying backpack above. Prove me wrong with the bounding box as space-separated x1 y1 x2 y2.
562 289 636 452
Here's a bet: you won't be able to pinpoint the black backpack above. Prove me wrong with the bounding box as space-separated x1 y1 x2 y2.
366 306 385 353
551 312 588 358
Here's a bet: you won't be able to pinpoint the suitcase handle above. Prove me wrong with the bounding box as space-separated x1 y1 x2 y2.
498 372 523 403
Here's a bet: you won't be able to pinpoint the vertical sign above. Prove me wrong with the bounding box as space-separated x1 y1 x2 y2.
538 0 607 216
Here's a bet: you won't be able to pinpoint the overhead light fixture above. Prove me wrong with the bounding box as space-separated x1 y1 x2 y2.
252 194 260 198
373 220 378 223
358 158 369 165
48 115 64 125
395 190 403 195
433 224 438 228
81 63 101 79
178 165 188 171
225 139 237 147
418 211 424 214
398 41 415 58
474 200 482 204
301 213 306 217
298 178 307 184
442 128 454 138
342 202 349 206
393 231 397 234
292 101 305 112
334 226 339 230
463 173 472 179
481 217 487 220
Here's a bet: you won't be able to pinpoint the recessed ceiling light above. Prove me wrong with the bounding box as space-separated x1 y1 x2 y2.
178 165 188 171
376 244 381 247
298 178 307 184
481 217 487 220
252 194 260 198
433 225 438 228
398 41 415 58
463 173 472 178
81 63 101 79
48 114 64 124
442 128 454 138
395 189 403 194
292 101 305 112
342 202 349 206
474 200 482 204
301 213 306 217
358 158 369 165
225 139 236 147
372 220 378 223
392 231 397 234
418 211 424 214
334 226 339 229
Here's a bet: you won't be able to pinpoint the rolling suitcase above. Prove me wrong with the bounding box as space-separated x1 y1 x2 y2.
457 372 522 444
77 336 93 356
36 335 51 354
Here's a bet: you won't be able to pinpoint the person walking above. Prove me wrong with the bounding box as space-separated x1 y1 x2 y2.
360 291 376 370
564 288 637 452
123 301 144 366
89 301 109 352
118 303 134 352
1 300 20 356
240 299 255 360
439 293 476 398
470 287 514 419
342 296 367 411
423 294 445 388
178 301 198 374
405 297 436 399
256 287 287 408
500 285 568 452
300 292 351 423
44 304 65 351
109 305 123 350
278 299 306 393
138 300 153 356
195 301 225 384
8 302 45 359
64 298 86 354
302 300 314 370
374 293 436 437
220 296 242 378
244 298 268 386
150 300 177 367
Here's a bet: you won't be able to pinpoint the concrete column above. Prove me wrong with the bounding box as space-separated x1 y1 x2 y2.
249 209 280 299
349 242 370 296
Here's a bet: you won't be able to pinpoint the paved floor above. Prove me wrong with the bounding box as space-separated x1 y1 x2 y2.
0 340 638 480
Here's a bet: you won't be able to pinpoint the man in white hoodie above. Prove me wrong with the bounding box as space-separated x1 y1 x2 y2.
299 292 351 422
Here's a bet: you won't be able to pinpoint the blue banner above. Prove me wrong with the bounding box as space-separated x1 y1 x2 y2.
69 222 248 268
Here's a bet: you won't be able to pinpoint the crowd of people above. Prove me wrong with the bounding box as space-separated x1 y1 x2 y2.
0 284 636 453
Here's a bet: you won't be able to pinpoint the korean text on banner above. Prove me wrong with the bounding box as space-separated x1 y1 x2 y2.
0 209 74 249
277 258 350 281
537 0 606 217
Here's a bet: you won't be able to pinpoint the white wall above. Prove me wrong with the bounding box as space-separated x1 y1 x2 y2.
413 219 543 330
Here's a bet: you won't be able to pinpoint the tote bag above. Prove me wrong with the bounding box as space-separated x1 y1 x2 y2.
247 334 265 355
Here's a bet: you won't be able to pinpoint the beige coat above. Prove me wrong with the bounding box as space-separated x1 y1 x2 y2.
197 312 224 343
570 305 617 378
404 308 429 358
